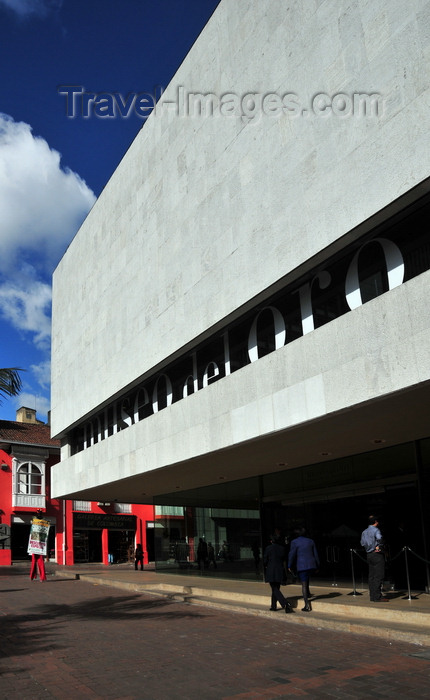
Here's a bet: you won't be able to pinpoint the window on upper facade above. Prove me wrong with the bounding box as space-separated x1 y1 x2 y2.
17 462 42 495
114 503 132 513
73 500 91 511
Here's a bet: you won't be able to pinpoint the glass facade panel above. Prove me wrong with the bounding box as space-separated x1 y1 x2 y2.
153 440 429 590
154 503 262 580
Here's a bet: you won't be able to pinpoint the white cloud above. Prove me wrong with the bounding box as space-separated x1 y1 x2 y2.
12 392 51 421
3 359 52 423
0 114 95 415
0 113 95 275
0 0 62 18
18 361 51 420
30 359 51 390
0 115 95 415
0 274 52 350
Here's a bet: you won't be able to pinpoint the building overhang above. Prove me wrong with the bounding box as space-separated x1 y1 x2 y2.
51 380 430 506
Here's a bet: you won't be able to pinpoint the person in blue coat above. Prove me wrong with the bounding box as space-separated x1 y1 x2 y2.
263 534 294 613
288 528 319 612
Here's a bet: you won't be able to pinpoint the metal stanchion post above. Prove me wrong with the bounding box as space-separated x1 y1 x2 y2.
402 546 418 600
332 546 339 587
327 545 339 587
326 545 337 587
347 548 362 596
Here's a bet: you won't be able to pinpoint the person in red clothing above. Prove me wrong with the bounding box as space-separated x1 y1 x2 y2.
29 510 48 582
30 553 47 581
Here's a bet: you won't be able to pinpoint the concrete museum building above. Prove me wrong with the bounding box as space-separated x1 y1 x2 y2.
51 0 430 588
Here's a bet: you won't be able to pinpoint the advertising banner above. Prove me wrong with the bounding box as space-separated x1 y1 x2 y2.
27 517 50 556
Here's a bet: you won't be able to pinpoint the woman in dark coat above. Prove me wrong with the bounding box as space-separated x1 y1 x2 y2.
263 535 294 613
288 528 319 612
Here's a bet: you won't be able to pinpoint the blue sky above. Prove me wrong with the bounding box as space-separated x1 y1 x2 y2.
0 0 220 422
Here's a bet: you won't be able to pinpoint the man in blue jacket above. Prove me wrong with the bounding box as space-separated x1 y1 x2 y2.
288 528 319 612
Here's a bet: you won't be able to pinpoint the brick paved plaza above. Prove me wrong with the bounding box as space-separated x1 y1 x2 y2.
1 570 429 699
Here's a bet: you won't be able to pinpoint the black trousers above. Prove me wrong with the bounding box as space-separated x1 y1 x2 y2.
269 582 287 609
367 551 385 600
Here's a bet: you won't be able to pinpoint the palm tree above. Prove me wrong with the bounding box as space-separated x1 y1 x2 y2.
0 368 23 404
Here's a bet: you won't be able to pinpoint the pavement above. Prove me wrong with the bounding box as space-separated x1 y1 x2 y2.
12 561 430 646
48 562 430 648
1 562 430 699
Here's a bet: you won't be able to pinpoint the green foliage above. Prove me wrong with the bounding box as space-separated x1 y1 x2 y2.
0 368 24 404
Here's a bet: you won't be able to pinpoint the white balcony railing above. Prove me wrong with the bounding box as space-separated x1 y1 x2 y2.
12 494 45 509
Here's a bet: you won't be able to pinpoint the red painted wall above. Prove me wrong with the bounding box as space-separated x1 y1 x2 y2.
0 447 155 566
0 450 12 565
0 448 65 565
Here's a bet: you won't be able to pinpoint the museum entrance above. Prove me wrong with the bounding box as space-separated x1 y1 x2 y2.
154 438 430 590
261 440 429 591
262 482 424 590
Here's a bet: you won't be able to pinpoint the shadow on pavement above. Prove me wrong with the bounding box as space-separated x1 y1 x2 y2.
0 582 210 663
311 592 343 601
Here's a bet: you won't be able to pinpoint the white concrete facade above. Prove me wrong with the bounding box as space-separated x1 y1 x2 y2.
51 0 430 501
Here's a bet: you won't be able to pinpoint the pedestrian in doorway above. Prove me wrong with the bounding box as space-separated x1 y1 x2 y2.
134 543 144 571
207 542 217 569
264 534 294 613
360 515 389 602
288 528 319 612
219 540 231 561
197 538 208 570
128 543 134 563
251 542 261 574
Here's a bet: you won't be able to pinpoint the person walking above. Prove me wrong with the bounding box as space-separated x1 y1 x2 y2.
264 534 294 613
134 543 144 571
360 515 389 602
29 510 48 582
207 542 217 569
288 528 319 612
197 538 208 570
30 553 47 581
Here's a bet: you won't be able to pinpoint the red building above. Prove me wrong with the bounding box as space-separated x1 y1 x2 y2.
0 407 154 566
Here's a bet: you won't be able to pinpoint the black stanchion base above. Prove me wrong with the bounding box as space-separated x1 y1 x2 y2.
402 594 419 600
347 590 363 596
